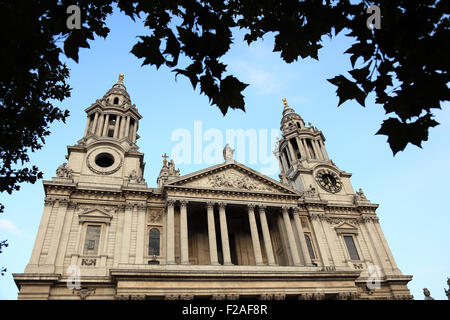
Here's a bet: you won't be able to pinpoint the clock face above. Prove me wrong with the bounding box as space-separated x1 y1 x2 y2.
315 169 342 193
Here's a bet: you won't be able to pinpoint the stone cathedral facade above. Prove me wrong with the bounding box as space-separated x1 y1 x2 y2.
14 75 413 300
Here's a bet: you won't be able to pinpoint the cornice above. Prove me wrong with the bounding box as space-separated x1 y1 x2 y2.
164 185 300 200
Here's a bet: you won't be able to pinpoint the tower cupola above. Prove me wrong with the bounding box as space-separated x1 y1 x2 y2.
275 98 330 190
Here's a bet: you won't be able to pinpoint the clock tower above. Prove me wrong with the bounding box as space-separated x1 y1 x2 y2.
69 73 147 189
275 98 354 203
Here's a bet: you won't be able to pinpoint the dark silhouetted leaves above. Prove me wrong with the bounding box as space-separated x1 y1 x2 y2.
376 115 439 155
327 75 367 107
131 36 166 69
1 0 449 226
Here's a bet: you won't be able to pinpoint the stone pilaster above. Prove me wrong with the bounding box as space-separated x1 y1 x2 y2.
292 208 313 266
166 199 176 264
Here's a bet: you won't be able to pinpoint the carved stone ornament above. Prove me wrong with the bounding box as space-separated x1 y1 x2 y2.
206 170 275 192
148 209 163 223
423 288 434 300
337 292 360 300
298 292 325 300
212 294 238 300
56 162 73 179
73 287 95 300
223 144 235 163
303 184 317 198
81 258 97 267
355 188 367 200
127 169 144 184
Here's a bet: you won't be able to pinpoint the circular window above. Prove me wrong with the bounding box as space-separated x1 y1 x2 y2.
95 153 115 168
87 148 123 175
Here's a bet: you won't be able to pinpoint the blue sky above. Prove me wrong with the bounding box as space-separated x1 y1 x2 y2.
1 8 449 300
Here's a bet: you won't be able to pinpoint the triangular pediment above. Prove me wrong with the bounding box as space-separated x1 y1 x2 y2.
78 208 113 223
335 222 358 234
165 162 299 195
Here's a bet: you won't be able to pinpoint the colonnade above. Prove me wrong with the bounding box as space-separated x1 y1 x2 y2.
165 199 313 267
83 112 137 142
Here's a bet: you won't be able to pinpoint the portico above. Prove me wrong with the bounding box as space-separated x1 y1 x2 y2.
163 182 313 268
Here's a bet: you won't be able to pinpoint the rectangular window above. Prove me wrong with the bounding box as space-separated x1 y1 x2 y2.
344 235 360 260
148 228 161 256
83 225 101 255
304 234 316 260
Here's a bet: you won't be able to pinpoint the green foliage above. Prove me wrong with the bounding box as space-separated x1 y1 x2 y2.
0 0 448 219
0 240 8 276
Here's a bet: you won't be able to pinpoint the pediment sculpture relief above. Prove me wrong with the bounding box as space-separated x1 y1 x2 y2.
203 170 276 192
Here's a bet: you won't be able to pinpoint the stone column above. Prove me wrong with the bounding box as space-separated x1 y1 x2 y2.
135 205 147 264
219 202 232 265
180 200 189 264
372 218 401 273
96 114 105 136
92 112 99 136
282 206 301 266
318 140 329 160
46 199 69 267
28 199 55 266
132 122 138 143
102 114 110 137
113 205 125 266
120 203 134 264
247 204 263 265
312 140 323 160
55 202 77 269
258 205 276 265
83 116 91 137
207 202 219 265
300 139 311 160
119 116 126 139
309 212 332 267
287 140 298 163
125 115 131 139
292 208 313 266
166 199 175 264
295 137 307 160
113 115 120 138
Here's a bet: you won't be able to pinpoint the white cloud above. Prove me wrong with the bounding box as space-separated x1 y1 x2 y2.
0 219 33 240
231 61 282 95
0 219 21 234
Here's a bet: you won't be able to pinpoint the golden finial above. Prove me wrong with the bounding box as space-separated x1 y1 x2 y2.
282 98 288 107
118 73 124 82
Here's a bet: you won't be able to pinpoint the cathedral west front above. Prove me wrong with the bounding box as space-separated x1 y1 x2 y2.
13 75 413 300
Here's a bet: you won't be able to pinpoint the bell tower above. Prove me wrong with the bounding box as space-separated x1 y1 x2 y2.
63 74 147 188
275 98 356 203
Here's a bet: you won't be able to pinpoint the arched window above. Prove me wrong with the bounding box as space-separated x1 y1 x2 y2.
148 228 160 256
113 97 119 104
